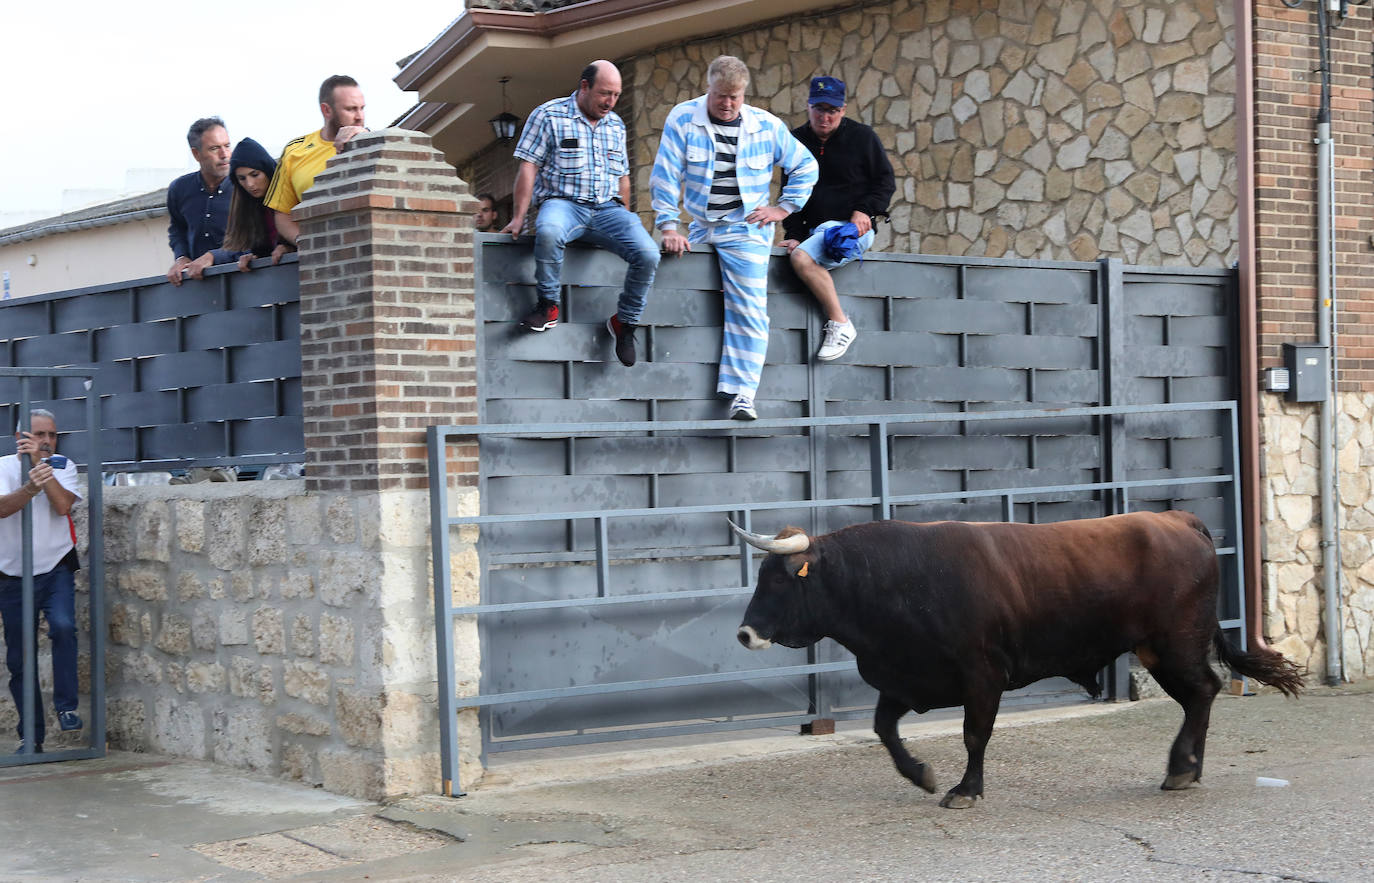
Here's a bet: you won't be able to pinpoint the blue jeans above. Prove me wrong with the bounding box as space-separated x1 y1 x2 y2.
1 565 78 744
534 198 660 325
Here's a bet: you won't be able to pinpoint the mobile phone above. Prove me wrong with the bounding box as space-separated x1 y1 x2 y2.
45 455 68 469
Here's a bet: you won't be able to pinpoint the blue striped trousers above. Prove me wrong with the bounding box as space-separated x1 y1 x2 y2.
690 222 774 398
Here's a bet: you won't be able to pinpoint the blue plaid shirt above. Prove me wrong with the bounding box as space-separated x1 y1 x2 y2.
513 92 629 206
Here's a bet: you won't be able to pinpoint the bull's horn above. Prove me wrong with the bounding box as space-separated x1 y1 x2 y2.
727 519 811 555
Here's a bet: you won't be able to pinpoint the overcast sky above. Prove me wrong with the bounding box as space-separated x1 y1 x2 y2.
1 2 459 220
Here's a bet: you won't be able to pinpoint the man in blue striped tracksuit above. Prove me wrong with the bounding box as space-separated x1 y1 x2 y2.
650 55 818 420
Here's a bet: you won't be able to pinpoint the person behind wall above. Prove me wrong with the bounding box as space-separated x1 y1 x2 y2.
474 192 502 233
166 117 234 286
780 76 895 362
502 59 660 368
222 137 295 272
650 55 818 420
0 410 83 754
265 74 368 249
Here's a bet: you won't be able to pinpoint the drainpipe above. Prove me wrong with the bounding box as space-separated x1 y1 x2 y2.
1234 0 1268 658
1314 0 1343 685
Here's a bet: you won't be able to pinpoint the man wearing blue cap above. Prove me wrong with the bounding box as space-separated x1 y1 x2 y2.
781 76 895 361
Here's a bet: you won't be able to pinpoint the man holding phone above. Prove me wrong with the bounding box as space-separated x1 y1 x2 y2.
0 409 82 753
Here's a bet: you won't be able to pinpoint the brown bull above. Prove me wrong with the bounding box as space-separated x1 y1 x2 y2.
732 510 1304 808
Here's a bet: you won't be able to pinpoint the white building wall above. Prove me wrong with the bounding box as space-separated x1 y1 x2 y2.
1 217 171 300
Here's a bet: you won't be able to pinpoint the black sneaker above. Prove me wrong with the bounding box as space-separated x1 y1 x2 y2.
606 315 638 367
16 740 43 754
519 299 559 332
58 711 82 731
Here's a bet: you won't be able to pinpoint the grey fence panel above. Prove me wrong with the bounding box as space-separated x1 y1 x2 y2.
1117 267 1237 538
96 322 178 361
0 258 302 470
447 239 1243 774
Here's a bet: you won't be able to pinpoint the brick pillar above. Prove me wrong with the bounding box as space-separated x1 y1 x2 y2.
292 129 483 796
294 128 477 492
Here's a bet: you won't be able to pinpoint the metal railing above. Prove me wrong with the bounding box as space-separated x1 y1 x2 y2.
0 367 106 767
426 400 1244 795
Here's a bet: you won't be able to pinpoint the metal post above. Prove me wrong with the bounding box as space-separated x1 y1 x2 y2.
85 376 107 752
1099 257 1127 519
736 509 755 587
869 422 890 521
595 517 610 598
17 389 37 752
426 426 462 796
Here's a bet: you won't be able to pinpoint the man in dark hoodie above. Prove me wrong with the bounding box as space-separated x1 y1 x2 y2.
780 77 895 361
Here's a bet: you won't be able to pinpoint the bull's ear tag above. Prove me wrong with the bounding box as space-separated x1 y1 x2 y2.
797 561 810 578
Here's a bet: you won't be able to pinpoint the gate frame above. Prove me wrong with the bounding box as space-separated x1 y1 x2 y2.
0 367 107 768
427 399 1245 795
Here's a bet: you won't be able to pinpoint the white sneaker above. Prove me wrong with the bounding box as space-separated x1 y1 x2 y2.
817 319 857 361
729 394 757 420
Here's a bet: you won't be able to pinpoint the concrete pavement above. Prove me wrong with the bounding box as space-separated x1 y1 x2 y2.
2 684 1370 881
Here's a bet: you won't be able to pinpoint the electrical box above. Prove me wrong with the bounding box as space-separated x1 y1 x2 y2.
1282 343 1327 402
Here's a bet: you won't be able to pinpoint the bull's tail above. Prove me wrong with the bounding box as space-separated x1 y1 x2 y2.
1213 631 1305 697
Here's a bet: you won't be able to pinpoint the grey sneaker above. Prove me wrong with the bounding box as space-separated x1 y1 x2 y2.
729 394 757 420
817 319 857 361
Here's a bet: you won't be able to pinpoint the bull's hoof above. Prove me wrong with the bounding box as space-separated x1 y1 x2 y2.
1160 772 1200 791
938 791 979 809
915 763 937 794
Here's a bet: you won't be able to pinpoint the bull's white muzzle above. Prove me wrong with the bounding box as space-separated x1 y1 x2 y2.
737 625 772 650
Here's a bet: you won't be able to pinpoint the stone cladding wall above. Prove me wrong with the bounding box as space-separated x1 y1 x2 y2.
1260 394 1374 681
626 0 1240 268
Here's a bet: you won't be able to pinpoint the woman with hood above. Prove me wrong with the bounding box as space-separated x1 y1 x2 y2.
222 137 293 271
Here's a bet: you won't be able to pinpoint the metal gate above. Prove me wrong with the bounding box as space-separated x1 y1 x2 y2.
428 239 1242 792
0 367 107 768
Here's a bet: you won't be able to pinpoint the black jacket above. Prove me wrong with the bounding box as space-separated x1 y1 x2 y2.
783 117 896 241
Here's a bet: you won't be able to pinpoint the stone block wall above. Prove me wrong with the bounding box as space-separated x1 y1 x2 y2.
626 0 1240 268
0 476 482 796
80 478 484 797
92 482 450 796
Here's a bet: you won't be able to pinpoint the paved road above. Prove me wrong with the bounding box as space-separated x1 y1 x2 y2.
2 685 1370 881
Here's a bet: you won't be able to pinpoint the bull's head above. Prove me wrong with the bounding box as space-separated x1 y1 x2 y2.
730 519 824 651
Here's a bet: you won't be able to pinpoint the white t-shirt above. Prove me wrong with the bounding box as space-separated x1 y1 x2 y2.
0 454 82 576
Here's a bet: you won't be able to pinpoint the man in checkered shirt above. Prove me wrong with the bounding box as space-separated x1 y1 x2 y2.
502 60 660 368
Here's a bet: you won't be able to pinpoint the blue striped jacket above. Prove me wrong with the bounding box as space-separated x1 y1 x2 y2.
650 97 817 232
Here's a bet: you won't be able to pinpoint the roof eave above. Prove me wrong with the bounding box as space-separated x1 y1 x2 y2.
393 0 848 168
